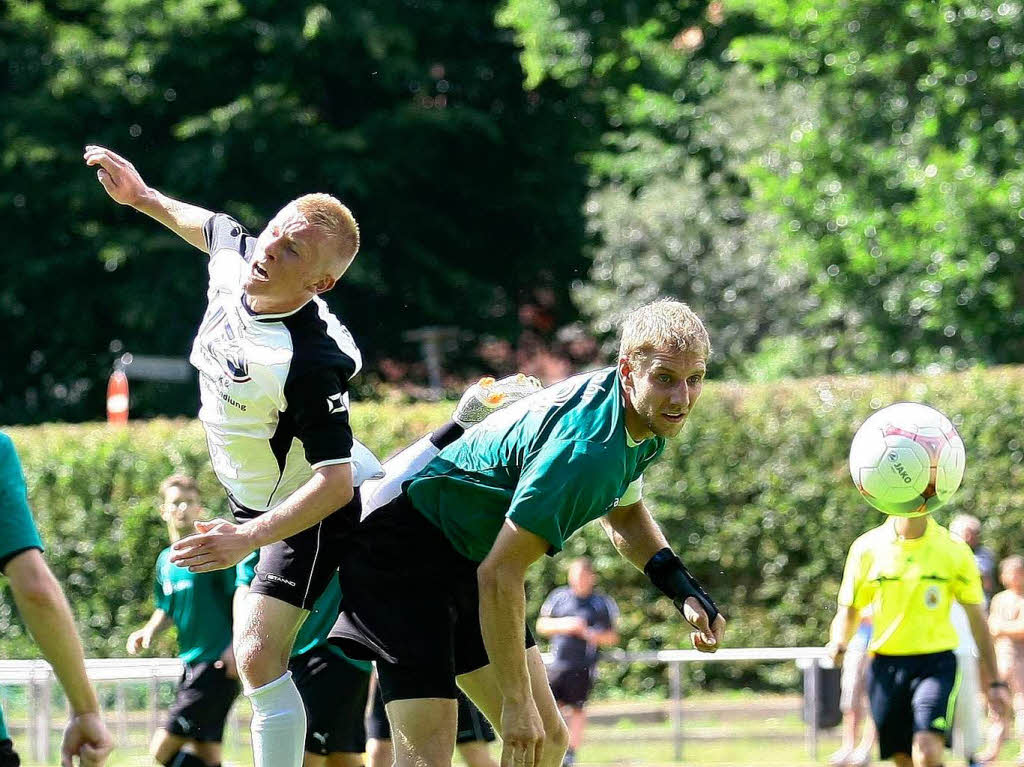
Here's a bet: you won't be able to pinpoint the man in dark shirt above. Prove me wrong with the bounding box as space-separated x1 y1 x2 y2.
537 558 619 767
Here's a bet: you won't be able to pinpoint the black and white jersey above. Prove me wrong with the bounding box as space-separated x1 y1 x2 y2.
189 214 382 513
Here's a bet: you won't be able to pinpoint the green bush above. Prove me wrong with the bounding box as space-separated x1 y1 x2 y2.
4 368 1023 694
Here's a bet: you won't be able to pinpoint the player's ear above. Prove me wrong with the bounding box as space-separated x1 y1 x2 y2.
618 355 636 396
311 274 336 295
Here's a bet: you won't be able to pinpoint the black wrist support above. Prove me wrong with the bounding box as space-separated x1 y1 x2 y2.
644 547 720 627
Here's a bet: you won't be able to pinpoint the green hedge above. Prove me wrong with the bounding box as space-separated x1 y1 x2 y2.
4 368 1024 694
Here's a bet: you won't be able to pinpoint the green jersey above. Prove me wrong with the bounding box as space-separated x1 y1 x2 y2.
154 547 234 664
0 432 43 572
235 553 371 671
408 366 666 562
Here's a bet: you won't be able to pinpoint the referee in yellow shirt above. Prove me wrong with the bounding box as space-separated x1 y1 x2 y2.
827 513 1010 767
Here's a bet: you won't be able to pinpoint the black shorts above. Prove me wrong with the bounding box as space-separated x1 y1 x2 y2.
548 665 595 708
164 661 241 742
868 651 959 760
328 493 536 703
0 739 19 767
366 685 496 744
289 646 370 755
230 489 360 610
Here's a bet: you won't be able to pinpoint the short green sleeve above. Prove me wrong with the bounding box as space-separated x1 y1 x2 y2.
0 433 43 571
153 552 170 613
506 440 619 552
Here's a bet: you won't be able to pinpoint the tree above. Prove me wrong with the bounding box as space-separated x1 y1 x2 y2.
0 0 589 423
730 0 1024 373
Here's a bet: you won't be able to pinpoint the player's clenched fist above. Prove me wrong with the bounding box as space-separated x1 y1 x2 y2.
83 145 148 207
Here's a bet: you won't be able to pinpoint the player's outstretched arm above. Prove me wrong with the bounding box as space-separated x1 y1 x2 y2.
478 521 550 767
83 145 212 253
965 601 1011 717
602 501 724 652
5 549 114 766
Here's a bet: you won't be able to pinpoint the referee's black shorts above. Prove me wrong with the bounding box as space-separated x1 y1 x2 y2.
229 488 360 611
328 493 536 703
867 650 959 760
365 684 496 744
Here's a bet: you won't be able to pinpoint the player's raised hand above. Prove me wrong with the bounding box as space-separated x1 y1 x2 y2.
682 597 725 653
170 519 254 572
83 145 148 207
61 712 114 767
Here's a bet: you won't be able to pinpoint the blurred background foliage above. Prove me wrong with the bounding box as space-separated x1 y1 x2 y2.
2 0 1024 424
5 367 1024 691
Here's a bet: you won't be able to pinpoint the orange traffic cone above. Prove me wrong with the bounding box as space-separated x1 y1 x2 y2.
107 370 129 424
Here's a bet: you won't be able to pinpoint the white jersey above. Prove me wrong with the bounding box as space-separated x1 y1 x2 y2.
189 214 382 513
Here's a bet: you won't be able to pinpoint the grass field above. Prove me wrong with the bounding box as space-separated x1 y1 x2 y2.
8 691 1024 766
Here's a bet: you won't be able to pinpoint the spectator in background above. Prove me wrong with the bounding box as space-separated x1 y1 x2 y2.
537 558 620 767
951 514 997 606
0 433 114 767
126 475 239 767
978 556 1024 764
829 609 876 767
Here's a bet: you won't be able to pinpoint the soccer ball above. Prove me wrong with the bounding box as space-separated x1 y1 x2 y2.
848 402 966 517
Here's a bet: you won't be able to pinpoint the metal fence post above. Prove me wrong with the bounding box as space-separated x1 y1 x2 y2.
149 673 160 735
805 657 820 760
669 660 683 761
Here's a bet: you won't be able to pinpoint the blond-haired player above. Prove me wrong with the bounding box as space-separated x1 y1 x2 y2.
86 145 378 767
328 299 726 767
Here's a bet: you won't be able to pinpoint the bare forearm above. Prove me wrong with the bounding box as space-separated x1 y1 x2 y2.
13 579 99 714
133 187 213 252
536 616 581 637
970 609 1002 685
601 502 670 571
478 564 532 702
592 629 619 647
829 606 859 647
239 469 353 548
145 610 172 636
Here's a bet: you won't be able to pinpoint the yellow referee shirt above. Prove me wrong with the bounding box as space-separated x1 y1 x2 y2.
838 516 984 655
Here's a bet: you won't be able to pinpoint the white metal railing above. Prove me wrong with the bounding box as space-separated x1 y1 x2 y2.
0 648 833 763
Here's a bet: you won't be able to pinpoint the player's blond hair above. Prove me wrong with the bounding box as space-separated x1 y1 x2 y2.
618 299 711 369
293 193 360 278
158 474 199 502
1001 555 1024 575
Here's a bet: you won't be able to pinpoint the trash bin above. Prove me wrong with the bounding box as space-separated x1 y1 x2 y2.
802 663 842 729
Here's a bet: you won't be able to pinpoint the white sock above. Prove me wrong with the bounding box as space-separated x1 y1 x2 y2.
247 671 306 767
361 436 440 519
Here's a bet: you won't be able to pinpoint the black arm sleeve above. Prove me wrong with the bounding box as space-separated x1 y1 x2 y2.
285 367 354 468
644 548 721 627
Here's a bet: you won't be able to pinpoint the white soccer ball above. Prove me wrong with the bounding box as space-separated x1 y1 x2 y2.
848 402 966 517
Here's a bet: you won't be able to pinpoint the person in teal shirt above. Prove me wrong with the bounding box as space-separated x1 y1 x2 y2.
330 299 727 767
0 432 114 767
125 475 238 767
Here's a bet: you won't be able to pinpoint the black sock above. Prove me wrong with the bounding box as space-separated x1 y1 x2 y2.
430 421 464 449
169 753 212 767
